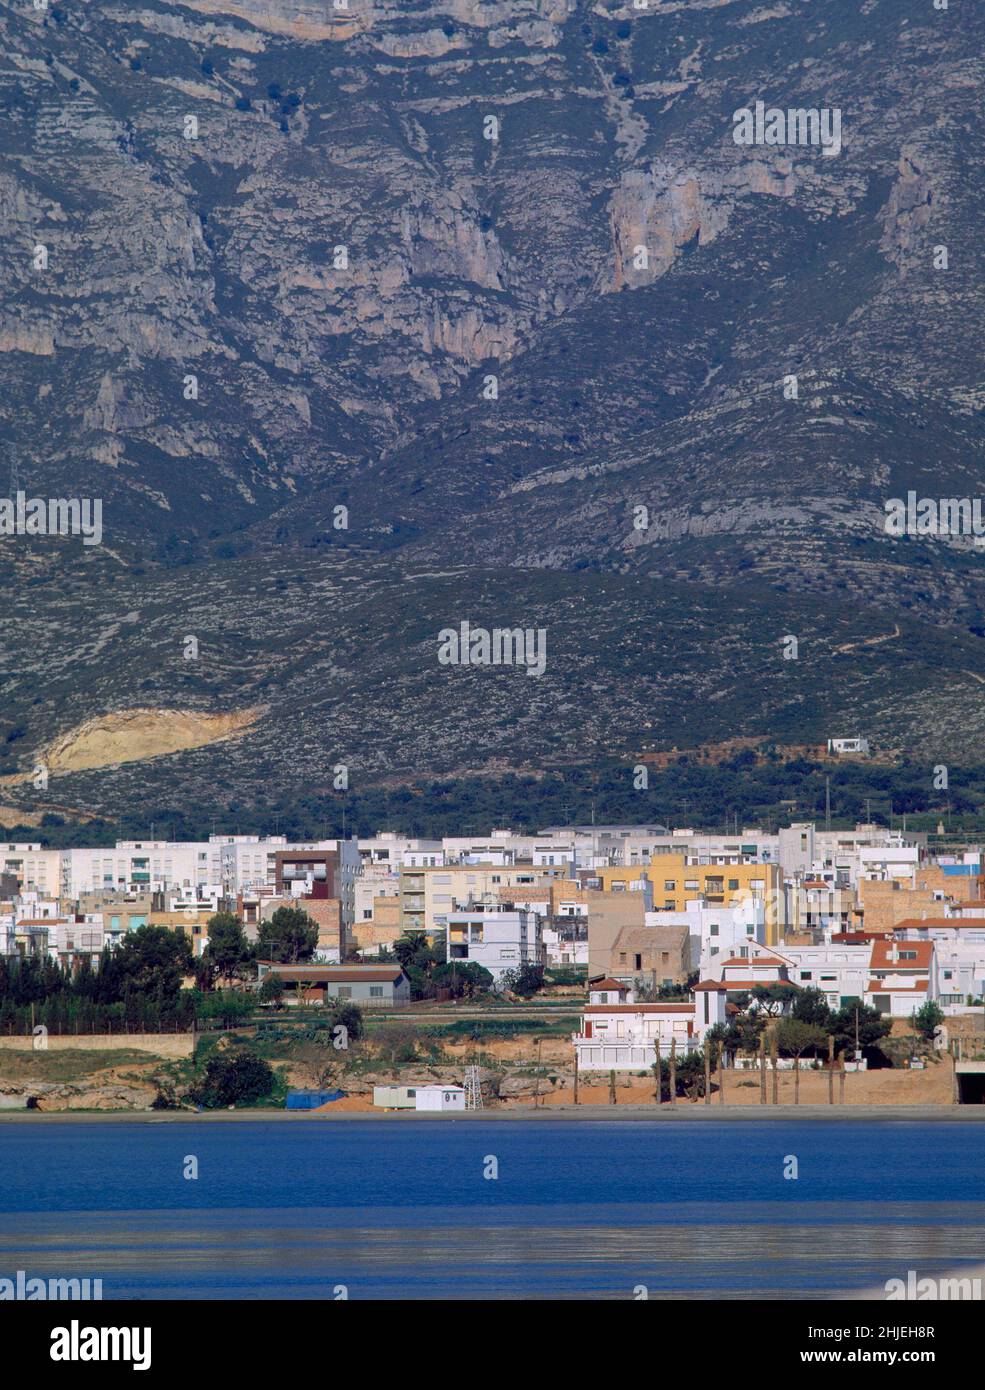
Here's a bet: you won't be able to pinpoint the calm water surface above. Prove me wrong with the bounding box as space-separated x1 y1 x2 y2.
1 1120 982 1298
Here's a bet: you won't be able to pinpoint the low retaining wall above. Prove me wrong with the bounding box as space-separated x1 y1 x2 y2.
0 1033 195 1058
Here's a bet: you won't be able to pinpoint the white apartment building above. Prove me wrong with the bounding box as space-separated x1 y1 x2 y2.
542 924 588 966
895 919 985 1010
446 901 545 985
358 834 443 869
402 849 446 867
163 885 223 915
439 824 677 869
60 841 212 897
858 844 920 884
777 823 925 886
0 915 16 957
46 915 105 964
772 942 870 1008
443 830 545 863
12 891 61 922
0 844 61 898
209 836 287 892
654 829 780 867
789 878 854 936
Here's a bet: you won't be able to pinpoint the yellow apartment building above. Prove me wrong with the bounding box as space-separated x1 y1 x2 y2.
595 855 786 944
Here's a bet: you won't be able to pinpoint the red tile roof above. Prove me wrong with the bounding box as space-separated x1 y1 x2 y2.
869 939 934 969
263 964 405 982
720 954 785 968
721 978 801 991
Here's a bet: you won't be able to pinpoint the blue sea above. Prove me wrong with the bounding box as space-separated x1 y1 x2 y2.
1 1119 982 1299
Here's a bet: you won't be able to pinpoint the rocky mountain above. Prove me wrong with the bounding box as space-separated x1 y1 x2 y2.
0 0 983 824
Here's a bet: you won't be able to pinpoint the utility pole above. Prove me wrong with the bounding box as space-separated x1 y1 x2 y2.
770 1032 779 1105
669 1039 677 1107
828 1034 835 1105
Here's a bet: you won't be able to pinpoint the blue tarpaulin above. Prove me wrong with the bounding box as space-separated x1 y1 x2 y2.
286 1090 345 1109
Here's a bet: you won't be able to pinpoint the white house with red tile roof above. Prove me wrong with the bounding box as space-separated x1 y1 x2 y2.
864 938 937 1016
894 918 985 1010
572 979 727 1070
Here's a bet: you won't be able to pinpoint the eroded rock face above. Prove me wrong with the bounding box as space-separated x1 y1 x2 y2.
2 1079 159 1111
879 149 934 272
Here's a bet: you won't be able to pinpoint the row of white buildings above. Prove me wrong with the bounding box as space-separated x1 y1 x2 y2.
1 819 932 905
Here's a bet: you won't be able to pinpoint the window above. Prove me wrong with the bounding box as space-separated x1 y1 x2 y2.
899 950 917 960
369 986 383 998
710 924 719 936
664 880 676 891
800 971 812 980
728 879 739 891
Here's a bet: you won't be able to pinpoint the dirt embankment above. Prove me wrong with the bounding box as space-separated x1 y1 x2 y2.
0 1030 959 1113
0 705 263 784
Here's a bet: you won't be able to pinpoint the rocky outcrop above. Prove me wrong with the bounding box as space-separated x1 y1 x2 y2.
879 149 935 273
1 1080 158 1111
